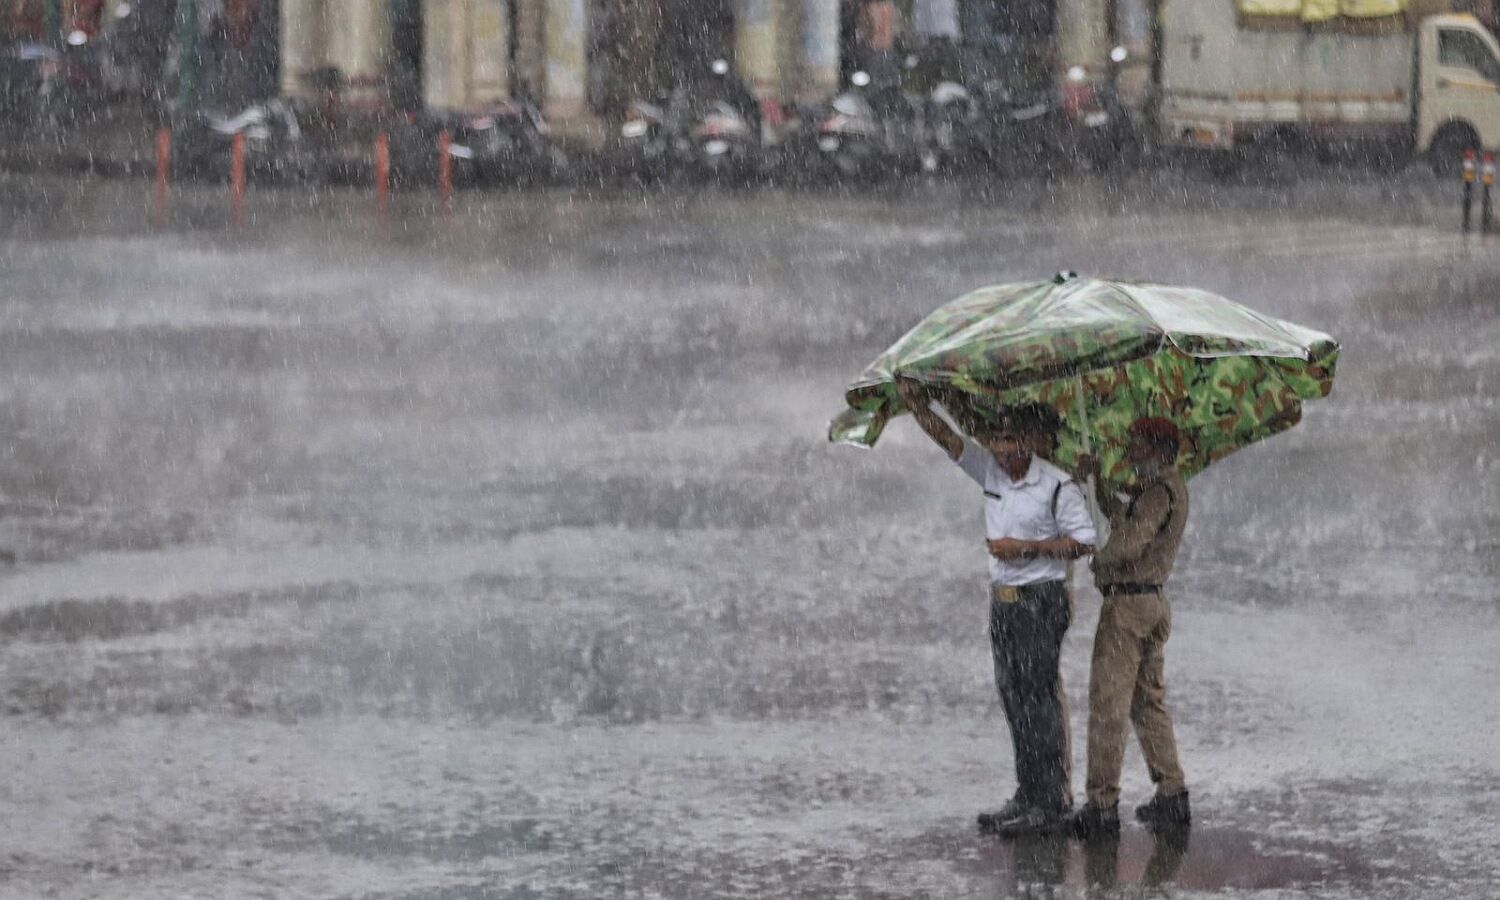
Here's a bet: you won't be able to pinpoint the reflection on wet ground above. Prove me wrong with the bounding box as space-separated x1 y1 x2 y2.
949 825 1370 894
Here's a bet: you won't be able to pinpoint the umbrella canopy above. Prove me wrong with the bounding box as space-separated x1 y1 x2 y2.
828 275 1339 483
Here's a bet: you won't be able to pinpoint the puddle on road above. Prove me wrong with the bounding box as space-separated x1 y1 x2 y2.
941 823 1371 893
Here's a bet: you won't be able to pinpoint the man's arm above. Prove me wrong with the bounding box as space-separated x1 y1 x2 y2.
1076 454 1125 520
894 379 963 461
986 479 1096 561
1094 482 1127 521
1093 483 1171 566
986 535 1091 560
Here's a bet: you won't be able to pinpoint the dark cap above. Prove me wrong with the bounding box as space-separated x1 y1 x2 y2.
1010 402 1063 435
1128 417 1181 451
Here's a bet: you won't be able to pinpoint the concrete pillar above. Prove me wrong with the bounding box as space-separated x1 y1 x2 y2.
542 0 587 118
470 0 511 104
424 0 511 110
735 0 780 100
800 0 838 104
514 0 546 98
1115 0 1153 108
1057 0 1110 76
737 0 836 106
280 0 324 97
422 0 467 108
326 0 391 103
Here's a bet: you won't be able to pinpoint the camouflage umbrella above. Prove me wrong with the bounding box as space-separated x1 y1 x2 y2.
827 274 1339 485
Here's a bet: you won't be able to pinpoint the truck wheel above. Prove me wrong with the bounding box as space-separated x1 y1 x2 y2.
1429 124 1480 179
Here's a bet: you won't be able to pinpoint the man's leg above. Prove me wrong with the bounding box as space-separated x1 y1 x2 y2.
1130 594 1186 797
1058 579 1077 805
990 592 1026 792
1009 582 1071 812
1084 597 1148 809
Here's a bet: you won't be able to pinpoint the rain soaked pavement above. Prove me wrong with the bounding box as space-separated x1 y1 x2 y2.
1 167 1498 899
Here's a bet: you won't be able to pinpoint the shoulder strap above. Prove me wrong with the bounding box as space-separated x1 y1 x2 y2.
1126 482 1177 539
1051 481 1063 518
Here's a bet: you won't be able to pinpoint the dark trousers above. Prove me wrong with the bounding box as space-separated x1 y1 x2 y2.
989 579 1072 812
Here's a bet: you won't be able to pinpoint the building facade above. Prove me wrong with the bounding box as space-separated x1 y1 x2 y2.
275 0 841 136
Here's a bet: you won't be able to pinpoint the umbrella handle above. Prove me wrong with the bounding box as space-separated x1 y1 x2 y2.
1073 375 1110 547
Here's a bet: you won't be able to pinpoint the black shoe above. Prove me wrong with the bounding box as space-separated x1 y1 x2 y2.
976 795 1027 834
1135 791 1191 827
1067 802 1121 839
985 806 1063 839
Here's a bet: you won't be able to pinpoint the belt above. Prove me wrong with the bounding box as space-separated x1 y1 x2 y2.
992 580 1065 604
1100 583 1161 597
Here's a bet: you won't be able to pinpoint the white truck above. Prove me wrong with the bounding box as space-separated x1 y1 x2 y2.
1158 1 1500 169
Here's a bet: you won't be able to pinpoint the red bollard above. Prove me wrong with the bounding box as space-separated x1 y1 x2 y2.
230 132 247 228
374 132 391 217
1483 152 1496 235
437 130 453 212
153 127 171 227
1462 149 1476 233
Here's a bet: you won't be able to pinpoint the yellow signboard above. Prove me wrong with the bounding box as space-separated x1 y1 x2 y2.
1237 0 1408 20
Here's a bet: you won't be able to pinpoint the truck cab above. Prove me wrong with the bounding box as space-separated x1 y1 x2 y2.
1418 14 1500 158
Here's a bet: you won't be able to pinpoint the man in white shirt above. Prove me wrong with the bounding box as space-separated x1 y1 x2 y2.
896 381 1097 837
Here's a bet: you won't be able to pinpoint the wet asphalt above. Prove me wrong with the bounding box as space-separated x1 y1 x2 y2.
0 165 1498 899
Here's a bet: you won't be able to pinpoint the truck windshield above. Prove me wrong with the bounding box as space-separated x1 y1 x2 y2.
1439 29 1500 85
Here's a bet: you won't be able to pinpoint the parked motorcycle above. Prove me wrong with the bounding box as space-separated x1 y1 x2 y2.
812 69 933 180
980 47 1140 175
440 96 569 185
172 99 320 181
614 96 676 182
924 78 983 172
613 58 762 183
683 99 757 180
0 35 114 129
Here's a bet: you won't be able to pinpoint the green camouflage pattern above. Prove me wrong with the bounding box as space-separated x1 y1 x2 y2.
828 276 1339 483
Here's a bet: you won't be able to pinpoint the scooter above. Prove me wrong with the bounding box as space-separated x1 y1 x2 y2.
676 59 759 181
613 58 762 183
172 99 320 181
443 96 569 185
925 78 983 172
813 68 933 180
614 96 678 182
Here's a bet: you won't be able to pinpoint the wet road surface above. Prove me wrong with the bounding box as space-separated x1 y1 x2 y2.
1 168 1498 899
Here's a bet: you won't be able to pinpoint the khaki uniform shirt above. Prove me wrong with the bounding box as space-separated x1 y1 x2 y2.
1091 468 1188 589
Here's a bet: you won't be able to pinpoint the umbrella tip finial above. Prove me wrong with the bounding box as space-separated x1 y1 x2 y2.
1054 270 1078 285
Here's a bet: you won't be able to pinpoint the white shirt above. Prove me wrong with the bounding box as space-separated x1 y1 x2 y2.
956 442 1097 586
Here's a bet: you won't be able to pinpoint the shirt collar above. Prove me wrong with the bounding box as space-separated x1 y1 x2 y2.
1000 454 1042 487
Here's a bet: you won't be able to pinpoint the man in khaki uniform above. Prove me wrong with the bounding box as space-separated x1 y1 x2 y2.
1069 417 1191 837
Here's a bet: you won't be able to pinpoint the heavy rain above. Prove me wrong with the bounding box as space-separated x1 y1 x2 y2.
2 1 1499 899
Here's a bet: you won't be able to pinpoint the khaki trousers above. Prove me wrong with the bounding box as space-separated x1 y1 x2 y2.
1084 590 1186 808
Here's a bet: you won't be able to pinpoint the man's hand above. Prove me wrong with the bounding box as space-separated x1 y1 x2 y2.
894 376 927 407
987 538 1033 561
